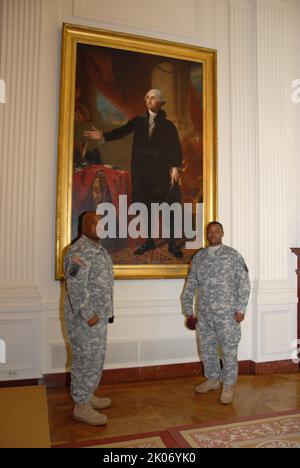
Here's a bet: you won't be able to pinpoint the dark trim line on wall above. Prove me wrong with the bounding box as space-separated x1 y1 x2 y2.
0 378 40 388
250 360 299 375
44 362 203 388
1 360 298 388
43 359 299 388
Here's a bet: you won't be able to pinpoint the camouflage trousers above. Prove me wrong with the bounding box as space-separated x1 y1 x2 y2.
65 314 108 405
198 310 241 386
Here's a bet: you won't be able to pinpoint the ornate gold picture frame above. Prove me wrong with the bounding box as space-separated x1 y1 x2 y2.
56 23 217 279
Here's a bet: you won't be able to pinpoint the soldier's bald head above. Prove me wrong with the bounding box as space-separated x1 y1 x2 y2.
81 212 101 241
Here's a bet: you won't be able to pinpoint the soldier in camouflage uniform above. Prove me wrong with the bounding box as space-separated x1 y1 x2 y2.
181 221 250 404
64 212 114 425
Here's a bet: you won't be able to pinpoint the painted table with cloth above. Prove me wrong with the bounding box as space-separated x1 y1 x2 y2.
72 163 131 253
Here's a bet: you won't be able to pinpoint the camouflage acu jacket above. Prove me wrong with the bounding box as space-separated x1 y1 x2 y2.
64 235 114 322
181 244 250 316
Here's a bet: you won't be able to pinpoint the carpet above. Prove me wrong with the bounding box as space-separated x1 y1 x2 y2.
53 431 177 448
0 385 50 448
168 410 300 448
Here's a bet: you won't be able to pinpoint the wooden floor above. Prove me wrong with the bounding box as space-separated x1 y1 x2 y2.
48 373 300 445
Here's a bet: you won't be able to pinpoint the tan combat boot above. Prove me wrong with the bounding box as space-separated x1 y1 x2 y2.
90 395 111 410
195 378 220 394
220 385 234 405
73 403 108 425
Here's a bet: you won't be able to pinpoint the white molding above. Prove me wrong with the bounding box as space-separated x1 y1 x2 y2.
105 357 199 370
46 356 201 374
0 284 42 311
0 0 41 284
73 0 199 37
64 0 216 49
45 310 192 343
251 279 297 361
254 303 297 362
46 336 199 373
254 0 288 279
0 285 42 321
0 305 42 315
201 0 216 44
0 313 42 380
251 279 297 305
262 308 293 354
228 0 258 277
43 299 182 313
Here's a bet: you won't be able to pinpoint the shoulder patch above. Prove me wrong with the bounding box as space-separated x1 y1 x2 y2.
69 264 80 277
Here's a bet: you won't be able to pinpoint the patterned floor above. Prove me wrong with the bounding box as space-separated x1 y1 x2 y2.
168 410 300 448
52 431 176 448
53 410 300 448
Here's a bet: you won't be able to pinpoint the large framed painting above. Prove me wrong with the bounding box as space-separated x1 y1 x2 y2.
56 23 217 279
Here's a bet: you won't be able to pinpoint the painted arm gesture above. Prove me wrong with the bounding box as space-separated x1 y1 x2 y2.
83 126 103 142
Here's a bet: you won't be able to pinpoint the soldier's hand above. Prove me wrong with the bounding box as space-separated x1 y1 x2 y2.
87 314 100 327
234 312 244 323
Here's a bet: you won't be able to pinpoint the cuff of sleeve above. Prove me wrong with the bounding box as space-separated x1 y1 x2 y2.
80 310 95 322
183 311 193 317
